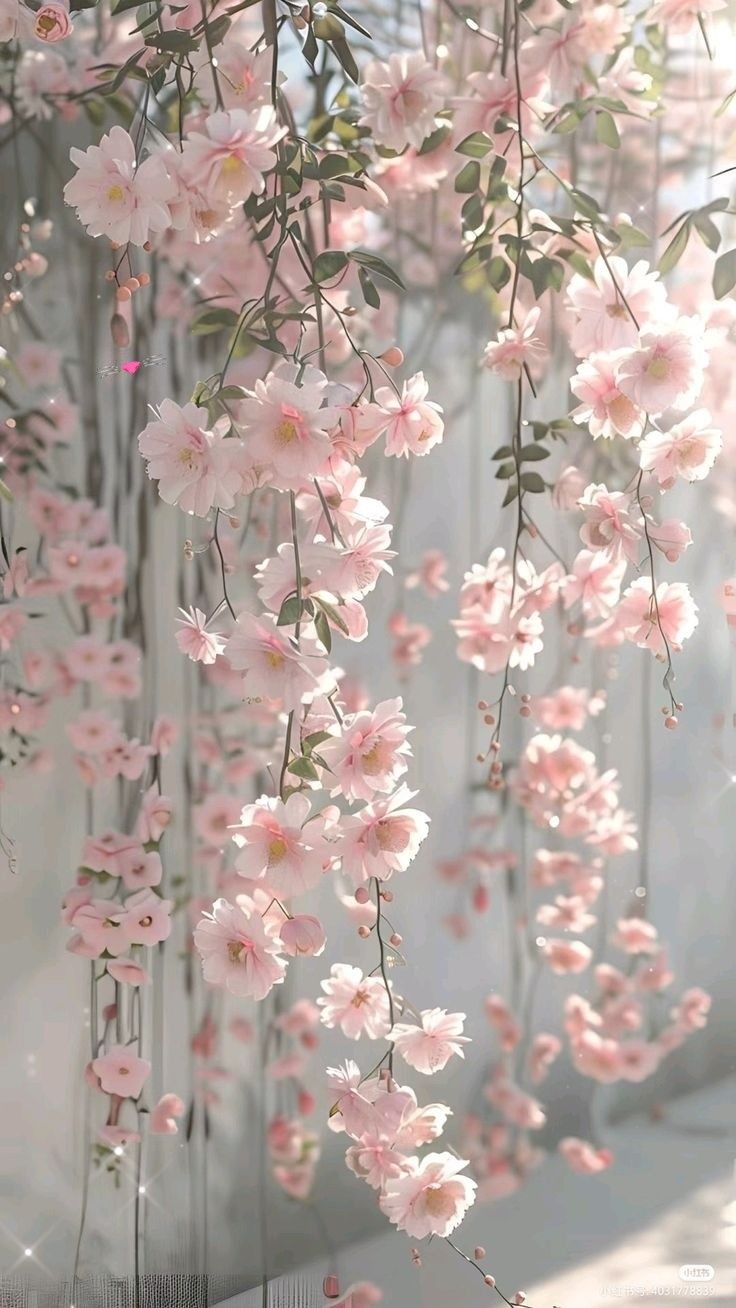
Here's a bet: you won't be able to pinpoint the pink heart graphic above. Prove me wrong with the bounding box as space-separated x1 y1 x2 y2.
121 361 141 375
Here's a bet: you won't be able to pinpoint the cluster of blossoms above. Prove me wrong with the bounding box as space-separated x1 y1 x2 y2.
2 0 733 1297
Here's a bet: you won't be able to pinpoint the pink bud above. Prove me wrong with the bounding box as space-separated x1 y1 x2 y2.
354 886 370 904
484 1275 496 1288
380 346 404 367
279 914 326 957
474 1246 486 1260
297 1088 315 1116
323 1275 340 1298
34 3 73 41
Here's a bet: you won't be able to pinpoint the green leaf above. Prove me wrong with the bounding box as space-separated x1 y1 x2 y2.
191 307 238 336
569 189 601 221
455 160 480 194
713 248 736 299
658 222 690 274
358 265 380 309
492 444 513 460
349 250 405 290
287 756 320 781
501 483 518 508
495 462 516 480
314 596 349 635
331 35 359 83
520 444 550 461
595 110 620 149
487 256 511 291
520 471 546 493
314 608 332 652
144 28 197 51
276 595 303 626
302 730 332 754
313 249 349 283
456 131 494 158
693 212 721 252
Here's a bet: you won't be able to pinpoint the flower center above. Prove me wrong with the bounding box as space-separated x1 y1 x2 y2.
361 739 392 775
423 1184 454 1218
268 837 287 865
276 419 298 445
107 184 125 203
646 355 670 381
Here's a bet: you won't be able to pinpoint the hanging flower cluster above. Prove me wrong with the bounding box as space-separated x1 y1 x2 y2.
2 0 735 1299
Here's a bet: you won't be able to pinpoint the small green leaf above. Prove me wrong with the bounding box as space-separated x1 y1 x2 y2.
658 222 690 274
492 444 513 460
495 462 516 480
520 471 546 493
358 265 380 309
349 250 405 290
456 131 494 158
713 248 736 299
595 110 620 149
287 756 320 781
276 596 303 626
501 483 518 508
313 249 349 283
520 444 550 462
455 160 480 194
314 608 332 653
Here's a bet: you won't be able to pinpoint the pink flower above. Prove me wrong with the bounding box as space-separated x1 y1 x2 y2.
389 1009 470 1074
639 409 721 487
233 792 327 897
175 606 226 664
194 896 286 999
559 1137 613 1175
238 364 336 491
359 52 447 150
566 256 669 357
70 899 129 958
320 698 412 802
122 889 172 945
578 484 643 564
64 127 175 246
338 784 429 884
225 610 327 709
404 549 450 598
543 939 593 974
0 606 27 652
138 400 243 517
646 0 726 33
671 987 711 1032
612 917 659 955
34 3 72 40
279 914 326 957
135 786 173 843
616 578 698 655
66 709 122 755
380 1152 476 1238
563 550 626 620
92 1045 151 1098
180 106 285 207
528 1033 561 1084
571 1029 623 1083
570 351 645 441
318 964 392 1039
482 307 547 382
617 1040 661 1082
150 1093 185 1135
380 373 444 459
616 318 708 415
107 959 151 986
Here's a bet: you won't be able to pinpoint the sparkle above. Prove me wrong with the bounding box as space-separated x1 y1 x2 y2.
548 815 560 829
